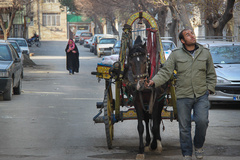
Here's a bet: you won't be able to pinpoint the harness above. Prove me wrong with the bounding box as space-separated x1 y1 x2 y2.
129 51 150 79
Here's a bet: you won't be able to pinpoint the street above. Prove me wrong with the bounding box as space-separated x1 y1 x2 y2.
0 41 239 160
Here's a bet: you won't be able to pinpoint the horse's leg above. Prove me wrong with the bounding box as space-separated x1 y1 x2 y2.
150 100 164 153
144 114 151 152
135 96 145 159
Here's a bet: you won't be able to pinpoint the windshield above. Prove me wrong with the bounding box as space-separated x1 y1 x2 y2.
99 39 116 44
210 45 240 64
0 45 11 61
162 42 176 51
114 41 121 47
10 42 21 52
12 39 27 47
81 33 92 37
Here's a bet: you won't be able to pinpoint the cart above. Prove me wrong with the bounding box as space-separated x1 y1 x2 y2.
91 11 177 149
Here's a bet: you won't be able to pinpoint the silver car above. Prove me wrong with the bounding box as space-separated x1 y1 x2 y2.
8 38 30 56
201 41 240 104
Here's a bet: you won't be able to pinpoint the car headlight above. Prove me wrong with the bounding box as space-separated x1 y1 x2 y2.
0 71 9 77
217 77 231 84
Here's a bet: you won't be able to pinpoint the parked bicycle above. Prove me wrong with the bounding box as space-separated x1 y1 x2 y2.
27 34 41 47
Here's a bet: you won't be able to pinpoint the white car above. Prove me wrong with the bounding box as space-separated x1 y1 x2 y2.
200 41 240 104
162 40 176 59
90 34 115 54
96 37 117 57
83 37 93 48
8 38 30 56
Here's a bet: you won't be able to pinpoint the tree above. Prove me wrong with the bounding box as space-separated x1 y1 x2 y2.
197 0 235 37
0 0 28 40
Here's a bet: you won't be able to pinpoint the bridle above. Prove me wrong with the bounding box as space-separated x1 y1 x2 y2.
129 51 150 81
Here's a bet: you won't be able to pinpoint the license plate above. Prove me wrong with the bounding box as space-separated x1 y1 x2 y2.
233 95 240 100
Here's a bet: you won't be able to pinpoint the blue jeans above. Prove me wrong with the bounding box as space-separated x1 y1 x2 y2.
177 91 210 156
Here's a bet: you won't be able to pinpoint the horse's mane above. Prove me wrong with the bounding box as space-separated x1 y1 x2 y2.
129 43 147 57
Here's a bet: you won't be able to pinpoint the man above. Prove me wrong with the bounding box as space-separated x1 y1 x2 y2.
147 29 216 160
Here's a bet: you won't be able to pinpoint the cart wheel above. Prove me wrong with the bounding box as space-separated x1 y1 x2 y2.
104 82 114 149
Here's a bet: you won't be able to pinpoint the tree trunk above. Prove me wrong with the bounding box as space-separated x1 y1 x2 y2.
93 14 103 34
23 16 27 39
177 0 193 31
168 4 178 45
0 15 7 40
110 19 119 35
157 6 168 37
205 0 235 38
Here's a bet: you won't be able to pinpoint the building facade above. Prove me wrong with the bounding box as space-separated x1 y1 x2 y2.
28 0 67 40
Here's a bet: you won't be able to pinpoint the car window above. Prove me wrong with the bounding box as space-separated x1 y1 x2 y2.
99 39 116 44
162 42 176 51
210 45 240 64
9 45 19 59
10 42 21 52
81 33 92 37
12 39 27 47
0 45 11 61
114 41 121 47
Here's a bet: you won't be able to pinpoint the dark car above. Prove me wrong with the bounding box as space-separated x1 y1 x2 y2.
0 41 23 100
111 40 121 55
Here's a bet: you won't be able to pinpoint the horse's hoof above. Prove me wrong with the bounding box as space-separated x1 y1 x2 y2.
144 146 151 152
136 154 145 160
155 140 162 154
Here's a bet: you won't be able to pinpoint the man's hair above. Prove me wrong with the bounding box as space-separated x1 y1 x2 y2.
178 29 190 41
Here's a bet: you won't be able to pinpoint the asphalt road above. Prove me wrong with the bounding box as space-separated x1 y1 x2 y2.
0 41 239 160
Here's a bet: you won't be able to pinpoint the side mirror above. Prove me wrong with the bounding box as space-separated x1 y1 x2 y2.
14 58 21 63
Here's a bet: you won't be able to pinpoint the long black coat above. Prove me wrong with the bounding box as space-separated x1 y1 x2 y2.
65 44 79 73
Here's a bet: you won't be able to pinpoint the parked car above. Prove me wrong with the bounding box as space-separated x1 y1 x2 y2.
0 41 23 100
79 32 93 45
90 34 114 54
83 37 93 48
96 37 117 57
111 40 121 55
7 38 30 56
162 40 176 59
200 41 240 104
0 40 24 63
7 40 24 64
74 30 89 43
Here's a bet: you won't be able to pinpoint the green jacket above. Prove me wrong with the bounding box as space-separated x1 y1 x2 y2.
152 43 216 99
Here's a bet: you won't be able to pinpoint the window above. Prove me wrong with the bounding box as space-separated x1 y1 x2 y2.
42 13 60 26
0 45 11 61
43 0 58 3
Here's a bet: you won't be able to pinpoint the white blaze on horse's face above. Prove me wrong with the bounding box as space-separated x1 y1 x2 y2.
137 80 140 90
137 57 140 61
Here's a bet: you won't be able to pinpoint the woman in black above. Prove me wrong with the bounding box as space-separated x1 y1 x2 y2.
65 39 79 75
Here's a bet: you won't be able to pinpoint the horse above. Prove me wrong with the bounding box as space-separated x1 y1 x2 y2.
123 38 169 159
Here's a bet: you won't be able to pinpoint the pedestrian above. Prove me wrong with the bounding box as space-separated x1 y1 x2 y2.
65 39 79 75
147 29 216 160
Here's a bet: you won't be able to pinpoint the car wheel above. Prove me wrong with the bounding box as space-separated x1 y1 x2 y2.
13 77 22 95
3 79 13 101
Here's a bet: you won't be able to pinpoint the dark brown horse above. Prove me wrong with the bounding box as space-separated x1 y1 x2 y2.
123 39 168 159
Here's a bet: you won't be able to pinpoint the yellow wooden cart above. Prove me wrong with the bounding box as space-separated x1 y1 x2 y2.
91 11 177 149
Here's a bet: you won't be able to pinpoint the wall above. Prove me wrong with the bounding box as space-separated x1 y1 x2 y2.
28 0 67 40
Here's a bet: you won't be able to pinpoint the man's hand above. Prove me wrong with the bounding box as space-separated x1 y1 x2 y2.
147 80 155 87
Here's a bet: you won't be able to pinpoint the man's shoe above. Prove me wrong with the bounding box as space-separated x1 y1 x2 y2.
183 156 192 160
195 148 204 159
